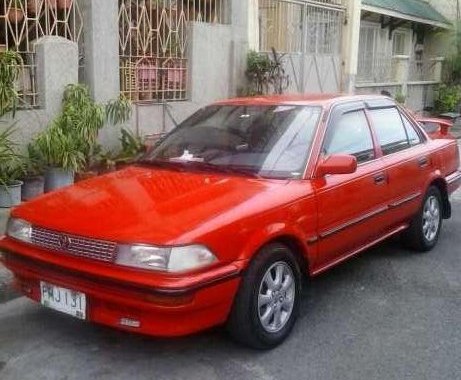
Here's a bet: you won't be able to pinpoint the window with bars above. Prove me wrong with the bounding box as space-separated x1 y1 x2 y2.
258 0 343 55
118 0 229 103
0 0 83 109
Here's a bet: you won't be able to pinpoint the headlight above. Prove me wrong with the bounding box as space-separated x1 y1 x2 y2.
116 244 217 273
6 218 32 243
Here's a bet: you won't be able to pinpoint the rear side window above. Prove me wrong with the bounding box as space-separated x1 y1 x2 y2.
368 107 410 155
401 114 422 146
324 110 375 164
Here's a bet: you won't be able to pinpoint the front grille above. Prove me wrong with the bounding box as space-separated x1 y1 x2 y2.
31 226 117 263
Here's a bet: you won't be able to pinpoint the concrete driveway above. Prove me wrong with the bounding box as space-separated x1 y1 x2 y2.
1 192 460 380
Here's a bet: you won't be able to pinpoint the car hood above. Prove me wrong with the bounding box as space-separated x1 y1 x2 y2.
13 166 293 245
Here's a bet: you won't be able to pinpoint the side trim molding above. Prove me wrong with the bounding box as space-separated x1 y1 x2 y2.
389 192 422 209
319 206 389 239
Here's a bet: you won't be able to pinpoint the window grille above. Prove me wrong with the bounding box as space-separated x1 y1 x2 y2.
0 0 84 109
118 0 229 103
258 0 343 55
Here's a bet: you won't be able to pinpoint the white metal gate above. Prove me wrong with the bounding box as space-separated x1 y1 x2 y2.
258 0 345 93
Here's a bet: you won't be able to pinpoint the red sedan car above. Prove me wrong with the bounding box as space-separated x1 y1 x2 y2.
1 95 460 349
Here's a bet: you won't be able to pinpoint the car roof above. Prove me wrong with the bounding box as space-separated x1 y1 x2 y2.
213 94 395 107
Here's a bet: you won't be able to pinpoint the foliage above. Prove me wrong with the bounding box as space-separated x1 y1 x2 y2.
394 91 406 105
117 128 144 162
434 84 461 114
0 50 22 118
24 141 46 177
35 124 85 172
0 125 25 187
106 95 132 125
246 50 273 95
57 84 106 169
246 49 290 96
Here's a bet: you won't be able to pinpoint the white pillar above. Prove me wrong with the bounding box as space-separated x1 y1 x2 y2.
35 36 79 117
81 0 120 103
341 0 362 94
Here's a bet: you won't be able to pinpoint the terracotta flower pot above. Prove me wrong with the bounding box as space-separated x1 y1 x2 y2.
27 0 40 15
7 8 24 23
47 0 58 9
57 0 73 10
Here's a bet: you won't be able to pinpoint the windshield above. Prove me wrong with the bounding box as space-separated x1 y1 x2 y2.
141 105 322 179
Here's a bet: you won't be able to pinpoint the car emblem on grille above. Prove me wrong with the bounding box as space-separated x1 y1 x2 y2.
58 235 72 250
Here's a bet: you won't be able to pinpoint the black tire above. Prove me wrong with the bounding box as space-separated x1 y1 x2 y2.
226 242 302 350
402 186 443 252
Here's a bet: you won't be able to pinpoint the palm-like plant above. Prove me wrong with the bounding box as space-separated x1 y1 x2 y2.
35 123 85 172
0 50 22 117
0 125 25 188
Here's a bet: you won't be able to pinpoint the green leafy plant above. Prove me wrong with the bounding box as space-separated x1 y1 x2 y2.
35 124 85 172
434 84 461 114
0 50 22 117
394 91 406 105
246 50 273 95
246 49 290 96
24 141 45 177
58 84 105 169
106 95 132 125
0 125 25 188
117 128 144 163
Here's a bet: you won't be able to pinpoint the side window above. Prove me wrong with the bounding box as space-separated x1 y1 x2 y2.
368 107 410 155
324 110 375 164
401 113 422 146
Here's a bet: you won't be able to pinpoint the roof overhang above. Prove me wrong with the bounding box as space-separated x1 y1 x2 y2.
362 4 452 29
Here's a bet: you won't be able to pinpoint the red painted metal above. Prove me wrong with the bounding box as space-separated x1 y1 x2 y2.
1 94 460 338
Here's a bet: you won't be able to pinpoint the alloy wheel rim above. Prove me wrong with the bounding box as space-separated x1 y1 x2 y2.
257 261 296 333
422 195 441 242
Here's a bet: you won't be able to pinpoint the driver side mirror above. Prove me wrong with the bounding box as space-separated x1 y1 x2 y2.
316 154 358 177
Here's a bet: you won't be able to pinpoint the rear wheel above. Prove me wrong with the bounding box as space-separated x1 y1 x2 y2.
403 186 443 252
227 243 302 350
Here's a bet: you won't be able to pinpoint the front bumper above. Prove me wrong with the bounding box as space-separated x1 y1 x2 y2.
0 237 243 337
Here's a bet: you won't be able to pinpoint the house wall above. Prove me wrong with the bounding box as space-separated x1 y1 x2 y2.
0 0 249 152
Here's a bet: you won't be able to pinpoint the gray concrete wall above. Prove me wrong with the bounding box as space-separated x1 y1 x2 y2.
0 36 79 149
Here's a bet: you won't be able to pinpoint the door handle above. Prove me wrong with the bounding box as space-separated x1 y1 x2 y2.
374 173 387 185
418 156 429 168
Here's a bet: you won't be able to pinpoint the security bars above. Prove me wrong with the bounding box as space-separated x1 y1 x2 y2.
118 0 229 103
0 0 83 108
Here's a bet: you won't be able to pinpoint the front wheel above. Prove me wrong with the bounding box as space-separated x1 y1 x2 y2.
226 243 302 349
403 186 443 252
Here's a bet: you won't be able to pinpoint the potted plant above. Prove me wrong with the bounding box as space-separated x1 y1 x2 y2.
0 126 25 208
21 142 45 201
27 0 40 15
7 0 25 23
35 124 85 192
47 0 57 10
57 0 72 10
58 84 105 180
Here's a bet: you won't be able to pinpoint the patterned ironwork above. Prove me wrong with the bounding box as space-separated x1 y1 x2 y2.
0 0 84 108
118 0 229 103
31 226 117 263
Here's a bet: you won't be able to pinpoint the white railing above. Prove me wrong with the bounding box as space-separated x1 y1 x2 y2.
409 59 436 82
118 0 229 103
357 53 393 84
0 0 83 108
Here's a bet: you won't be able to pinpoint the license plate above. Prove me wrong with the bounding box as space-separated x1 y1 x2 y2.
40 281 86 320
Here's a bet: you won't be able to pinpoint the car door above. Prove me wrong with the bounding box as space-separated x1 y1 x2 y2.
312 102 390 271
366 105 429 226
